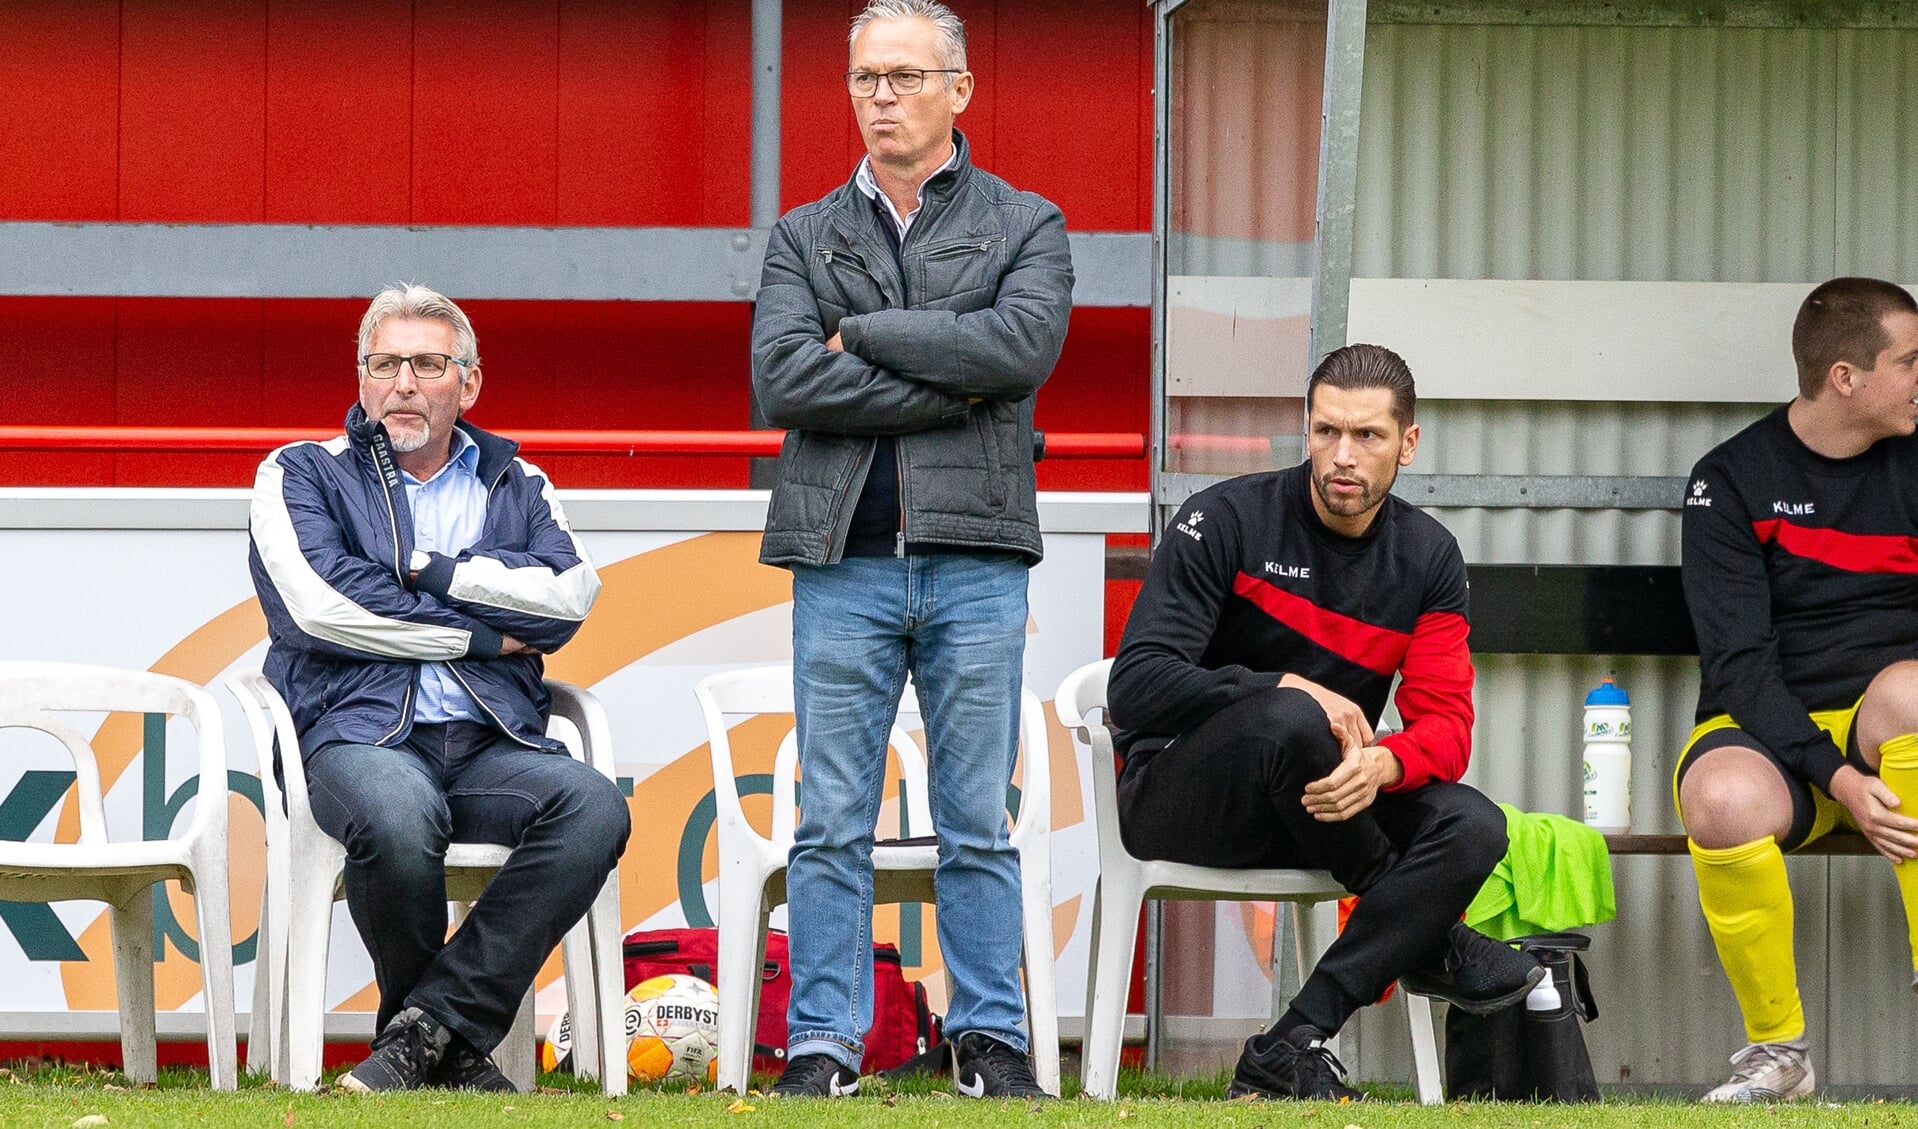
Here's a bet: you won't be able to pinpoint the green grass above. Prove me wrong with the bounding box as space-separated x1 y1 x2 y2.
1 1062 1913 1129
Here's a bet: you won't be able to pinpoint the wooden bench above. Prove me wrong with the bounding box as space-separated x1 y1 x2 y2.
1467 563 1879 857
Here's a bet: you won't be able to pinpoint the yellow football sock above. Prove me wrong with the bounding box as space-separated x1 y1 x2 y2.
1874 733 1918 978
1691 836 1804 1044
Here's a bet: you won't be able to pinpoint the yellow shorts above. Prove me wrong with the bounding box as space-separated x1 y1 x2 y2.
1671 700 1864 852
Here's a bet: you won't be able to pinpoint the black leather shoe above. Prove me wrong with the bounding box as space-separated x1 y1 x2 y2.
769 1053 860 1097
951 1032 1046 1099
1399 922 1546 1014
1227 1025 1364 1101
340 1007 453 1093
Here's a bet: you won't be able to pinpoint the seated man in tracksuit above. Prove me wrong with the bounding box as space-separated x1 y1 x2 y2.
247 284 629 1093
1109 343 1542 1101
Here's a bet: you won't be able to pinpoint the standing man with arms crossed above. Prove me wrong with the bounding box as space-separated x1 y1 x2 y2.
1678 277 1918 1102
1110 344 1542 1102
248 285 629 1093
750 0 1072 1100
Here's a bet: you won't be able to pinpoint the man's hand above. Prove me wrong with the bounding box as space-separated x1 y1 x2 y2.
1303 745 1404 822
1829 764 1918 862
1279 673 1375 753
825 332 844 352
499 634 541 656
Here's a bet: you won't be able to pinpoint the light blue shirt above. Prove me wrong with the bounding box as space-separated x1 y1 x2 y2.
405 428 489 724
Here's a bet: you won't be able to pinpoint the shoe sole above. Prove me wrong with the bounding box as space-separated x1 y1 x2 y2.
1225 1079 1363 1102
1407 962 1549 1015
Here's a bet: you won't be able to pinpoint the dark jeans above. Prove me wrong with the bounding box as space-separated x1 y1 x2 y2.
1117 688 1506 1035
305 721 631 1053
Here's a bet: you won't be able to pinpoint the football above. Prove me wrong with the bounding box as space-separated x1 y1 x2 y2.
625 974 721 1084
540 1008 574 1074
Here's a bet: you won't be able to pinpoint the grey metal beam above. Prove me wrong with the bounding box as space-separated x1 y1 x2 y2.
0 223 1150 306
751 0 783 229
1393 474 1689 510
1308 0 1368 366
1158 471 1691 511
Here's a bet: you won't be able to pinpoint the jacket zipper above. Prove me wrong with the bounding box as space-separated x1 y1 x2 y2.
895 445 907 558
922 237 1005 261
368 433 416 745
446 664 542 749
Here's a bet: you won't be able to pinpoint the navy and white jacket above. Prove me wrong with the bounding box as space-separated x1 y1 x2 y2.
248 405 601 757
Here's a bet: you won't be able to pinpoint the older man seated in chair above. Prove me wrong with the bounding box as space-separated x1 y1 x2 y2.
246 284 629 1093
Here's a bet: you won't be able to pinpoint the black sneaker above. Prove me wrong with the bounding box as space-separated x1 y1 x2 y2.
769 1052 860 1097
951 1031 1046 1099
1227 1025 1364 1101
1399 922 1546 1014
340 1007 454 1092
433 1040 519 1093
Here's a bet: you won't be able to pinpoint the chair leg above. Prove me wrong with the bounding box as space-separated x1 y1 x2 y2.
1081 869 1145 1100
714 874 772 1094
109 890 158 1085
1018 861 1060 1096
246 885 274 1078
1295 900 1342 1062
284 869 338 1091
191 862 239 1091
500 986 537 1093
561 917 599 1083
586 873 627 1096
1404 989 1442 1105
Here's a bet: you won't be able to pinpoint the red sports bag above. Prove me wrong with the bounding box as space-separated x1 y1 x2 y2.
622 926 941 1076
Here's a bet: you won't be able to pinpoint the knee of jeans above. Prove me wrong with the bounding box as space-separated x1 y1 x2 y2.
353 796 450 875
570 773 632 858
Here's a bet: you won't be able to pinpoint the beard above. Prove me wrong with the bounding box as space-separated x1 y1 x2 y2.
386 417 431 453
1312 467 1392 518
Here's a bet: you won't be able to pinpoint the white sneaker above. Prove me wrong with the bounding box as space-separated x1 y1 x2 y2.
1702 1039 1814 1103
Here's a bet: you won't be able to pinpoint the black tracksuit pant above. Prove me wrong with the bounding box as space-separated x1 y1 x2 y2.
1116 687 1507 1035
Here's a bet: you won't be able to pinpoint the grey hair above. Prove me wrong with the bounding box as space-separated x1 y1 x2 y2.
356 283 480 368
849 0 967 71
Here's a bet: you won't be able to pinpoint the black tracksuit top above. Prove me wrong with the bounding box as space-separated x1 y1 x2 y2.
1684 404 1918 790
1109 463 1476 793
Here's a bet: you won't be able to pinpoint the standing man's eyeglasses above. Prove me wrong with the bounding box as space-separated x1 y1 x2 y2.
844 68 962 97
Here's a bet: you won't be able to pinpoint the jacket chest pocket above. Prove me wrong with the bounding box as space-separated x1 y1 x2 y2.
917 236 1005 304
815 247 888 312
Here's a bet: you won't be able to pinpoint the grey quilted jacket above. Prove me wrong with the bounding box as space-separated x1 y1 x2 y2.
751 130 1074 567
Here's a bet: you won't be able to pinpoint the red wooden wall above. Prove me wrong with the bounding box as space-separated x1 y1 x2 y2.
0 0 1153 492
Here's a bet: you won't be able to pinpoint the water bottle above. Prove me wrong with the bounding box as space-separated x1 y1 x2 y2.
1581 681 1631 833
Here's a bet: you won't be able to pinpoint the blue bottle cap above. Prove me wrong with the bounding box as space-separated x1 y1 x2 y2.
1585 680 1629 707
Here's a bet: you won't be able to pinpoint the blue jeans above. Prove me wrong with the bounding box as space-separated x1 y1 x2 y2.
305 721 631 1053
786 553 1031 1067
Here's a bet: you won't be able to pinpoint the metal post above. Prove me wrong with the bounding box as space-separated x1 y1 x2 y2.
1142 0 1187 1075
1307 0 1368 366
748 0 784 487
750 0 783 230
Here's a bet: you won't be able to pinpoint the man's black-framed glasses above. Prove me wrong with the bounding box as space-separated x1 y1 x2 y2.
360 353 465 381
845 68 961 97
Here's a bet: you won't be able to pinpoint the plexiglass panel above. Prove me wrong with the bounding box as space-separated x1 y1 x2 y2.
1165 0 1329 477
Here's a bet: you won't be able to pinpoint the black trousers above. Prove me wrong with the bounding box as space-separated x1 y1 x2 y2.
1117 688 1507 1034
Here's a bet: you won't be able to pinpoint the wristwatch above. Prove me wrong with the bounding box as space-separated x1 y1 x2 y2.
410 549 432 574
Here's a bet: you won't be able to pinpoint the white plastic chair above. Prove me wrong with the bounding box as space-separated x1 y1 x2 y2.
695 665 1058 1096
0 662 238 1089
226 672 626 1094
1056 658 1441 1104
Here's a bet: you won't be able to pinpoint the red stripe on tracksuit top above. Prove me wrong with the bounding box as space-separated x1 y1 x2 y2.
1751 518 1918 574
1231 572 1412 676
1231 573 1474 789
